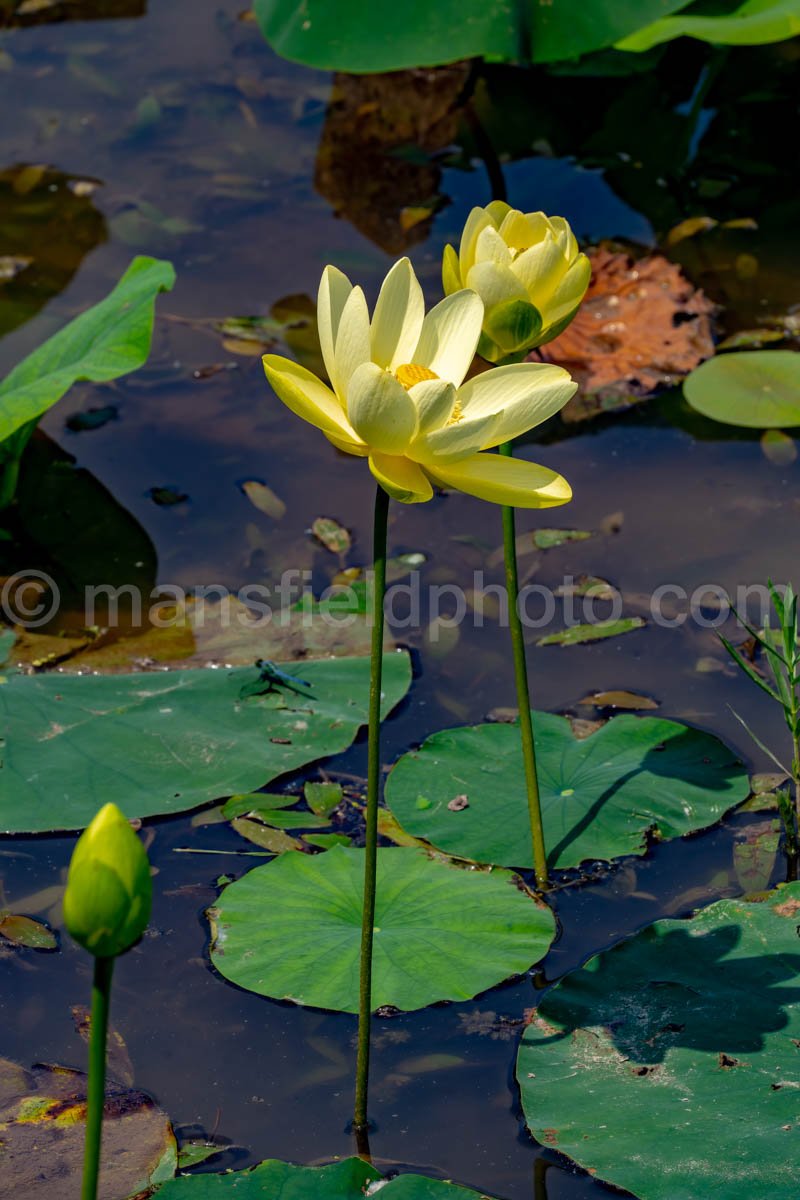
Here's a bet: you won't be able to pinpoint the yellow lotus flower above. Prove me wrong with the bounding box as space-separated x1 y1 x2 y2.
442 201 591 362
262 258 576 507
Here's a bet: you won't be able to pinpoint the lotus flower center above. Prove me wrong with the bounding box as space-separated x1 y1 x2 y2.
394 362 438 390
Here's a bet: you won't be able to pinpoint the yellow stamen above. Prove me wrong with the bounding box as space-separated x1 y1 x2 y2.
394 362 438 390
448 399 463 424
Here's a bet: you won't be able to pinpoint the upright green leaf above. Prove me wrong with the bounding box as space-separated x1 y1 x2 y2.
0 256 175 445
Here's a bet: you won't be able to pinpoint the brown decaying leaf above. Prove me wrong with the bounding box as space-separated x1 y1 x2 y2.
0 1057 175 1199
72 1006 135 1086
532 246 715 422
0 913 57 950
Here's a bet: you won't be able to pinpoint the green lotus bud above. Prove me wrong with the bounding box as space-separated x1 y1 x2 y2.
442 201 591 362
63 803 152 958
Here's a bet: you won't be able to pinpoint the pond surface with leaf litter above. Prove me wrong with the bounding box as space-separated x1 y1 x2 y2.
0 2 798 1197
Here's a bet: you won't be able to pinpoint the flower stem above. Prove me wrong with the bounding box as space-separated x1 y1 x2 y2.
499 440 548 889
82 955 115 1200
353 483 390 1134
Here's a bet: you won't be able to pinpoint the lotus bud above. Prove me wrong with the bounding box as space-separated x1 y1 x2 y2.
443 201 591 362
63 803 152 959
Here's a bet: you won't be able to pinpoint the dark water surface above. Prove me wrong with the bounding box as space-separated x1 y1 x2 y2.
1 3 798 1196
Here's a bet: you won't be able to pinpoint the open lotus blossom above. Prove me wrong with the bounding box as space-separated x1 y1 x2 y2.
442 202 591 362
262 258 576 506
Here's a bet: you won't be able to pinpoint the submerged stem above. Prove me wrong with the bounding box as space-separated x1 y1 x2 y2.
353 483 390 1134
499 440 549 890
82 955 114 1200
0 454 21 512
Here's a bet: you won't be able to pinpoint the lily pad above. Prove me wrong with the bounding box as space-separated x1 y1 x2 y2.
0 652 411 833
618 0 800 52
155 1156 499 1197
0 1056 176 1200
518 885 800 1200
683 350 800 428
208 846 554 1013
536 617 645 646
385 713 749 871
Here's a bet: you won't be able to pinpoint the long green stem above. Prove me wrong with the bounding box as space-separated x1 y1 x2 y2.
353 483 390 1135
82 955 115 1200
500 440 548 889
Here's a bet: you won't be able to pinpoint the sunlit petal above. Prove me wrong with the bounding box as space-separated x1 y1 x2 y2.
466 260 528 313
317 265 353 395
459 206 495 277
370 257 425 371
410 377 457 435
546 254 592 325
498 209 550 251
369 452 433 504
263 354 364 448
413 411 503 464
333 286 372 397
511 233 566 307
442 243 462 295
474 225 513 267
347 361 418 454
457 362 576 446
430 451 572 508
549 215 579 262
414 290 483 388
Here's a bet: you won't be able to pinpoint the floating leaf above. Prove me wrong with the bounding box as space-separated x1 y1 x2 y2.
716 328 786 351
155 1155 496 1197
176 1142 225 1169
533 248 714 421
665 215 718 246
240 480 286 520
221 793 299 819
253 0 691 71
733 822 780 893
0 256 175 445
304 780 343 817
531 528 593 550
618 0 800 52
209 846 554 1012
579 689 659 710
230 818 304 854
0 1057 176 1200
684 350 800 427
311 516 351 557
0 913 57 950
385 713 749 870
518 886 800 1200
537 617 645 646
0 652 412 832
761 429 797 465
303 832 352 849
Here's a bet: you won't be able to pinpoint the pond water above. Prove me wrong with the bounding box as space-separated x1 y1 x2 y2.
0 3 798 1196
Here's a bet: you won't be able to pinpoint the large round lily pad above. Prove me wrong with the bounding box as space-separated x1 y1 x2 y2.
518 885 800 1199
0 1056 176 1199
155 1155 499 1197
683 349 800 428
209 846 555 1012
385 713 749 871
0 652 411 833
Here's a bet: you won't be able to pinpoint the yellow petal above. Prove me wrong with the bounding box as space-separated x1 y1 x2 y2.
549 215 579 262
263 354 364 448
546 253 592 326
474 224 513 266
498 209 549 251
466 260 528 312
511 232 567 310
317 265 353 390
414 411 502 464
369 452 433 504
324 431 369 457
333 286 372 398
370 257 425 371
410 377 457 435
442 243 462 295
457 362 576 446
347 361 417 454
430 451 572 508
485 199 512 227
459 206 495 278
414 289 483 388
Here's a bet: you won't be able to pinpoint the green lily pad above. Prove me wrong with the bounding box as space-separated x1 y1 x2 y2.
518 885 800 1199
0 652 411 833
385 713 749 871
618 0 800 52
683 350 800 428
208 846 554 1013
155 1155 499 1197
